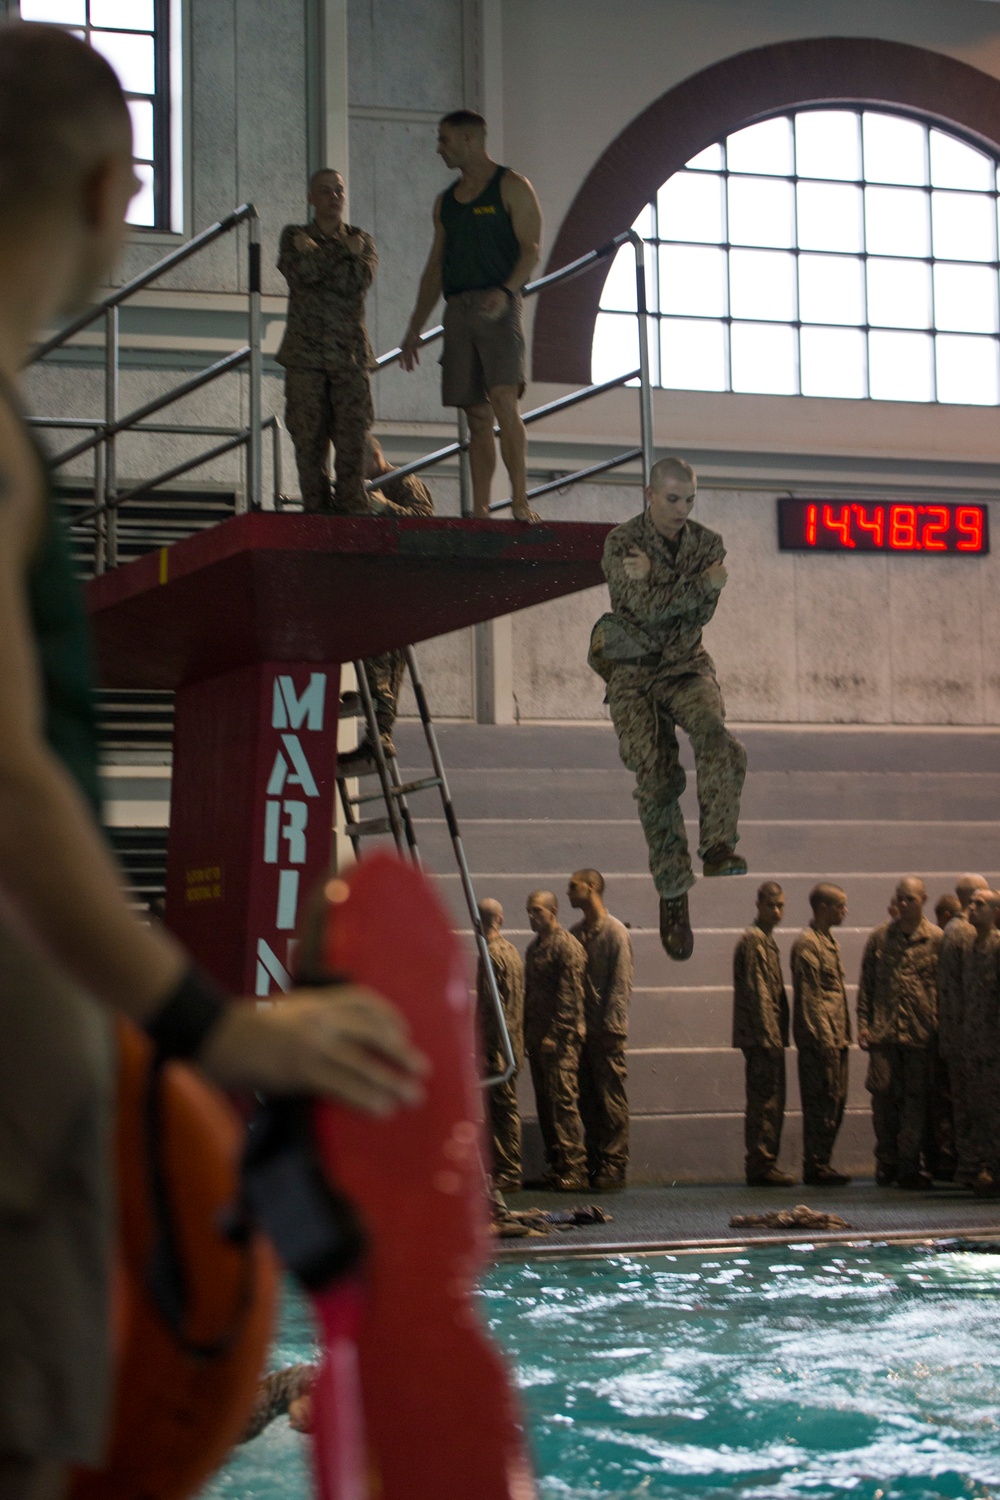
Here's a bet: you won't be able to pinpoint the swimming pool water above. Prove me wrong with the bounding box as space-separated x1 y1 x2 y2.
205 1244 1000 1500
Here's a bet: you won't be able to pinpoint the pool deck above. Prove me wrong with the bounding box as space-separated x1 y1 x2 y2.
494 1180 1000 1259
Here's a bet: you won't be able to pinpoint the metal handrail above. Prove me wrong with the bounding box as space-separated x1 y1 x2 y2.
28 203 263 571
367 228 655 514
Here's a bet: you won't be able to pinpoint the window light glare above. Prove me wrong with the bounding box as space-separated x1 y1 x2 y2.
128 161 155 227
797 254 865 326
936 334 1000 405
726 117 793 177
599 246 638 314
796 180 864 253
866 259 932 330
90 0 155 28
933 263 999 335
795 111 862 181
929 129 994 192
18 0 84 21
730 322 798 395
591 312 639 384
659 244 728 318
128 98 154 163
90 28 155 98
685 142 725 173
657 172 726 244
868 330 935 401
729 249 797 323
864 185 931 258
727 176 795 248
931 190 997 263
660 318 727 391
800 326 867 399
862 112 927 185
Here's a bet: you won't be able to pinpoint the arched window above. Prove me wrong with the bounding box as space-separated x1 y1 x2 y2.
593 109 1000 405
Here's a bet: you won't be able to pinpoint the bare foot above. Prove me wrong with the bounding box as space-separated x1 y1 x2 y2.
511 504 539 523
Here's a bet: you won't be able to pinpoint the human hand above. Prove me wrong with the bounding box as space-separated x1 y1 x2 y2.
367 491 388 516
858 1027 870 1052
705 561 728 591
622 545 652 581
293 231 317 253
344 231 366 254
288 1394 313 1434
400 330 421 372
479 288 508 321
197 988 429 1114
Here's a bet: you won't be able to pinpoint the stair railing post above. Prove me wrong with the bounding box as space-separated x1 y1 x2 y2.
630 231 655 487
457 408 474 517
104 304 119 569
245 211 263 514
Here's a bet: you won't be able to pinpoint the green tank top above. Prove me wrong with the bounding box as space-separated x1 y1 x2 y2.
12 386 103 815
440 166 521 298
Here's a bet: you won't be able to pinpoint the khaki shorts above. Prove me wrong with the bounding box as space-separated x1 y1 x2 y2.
0 922 114 1463
441 290 525 408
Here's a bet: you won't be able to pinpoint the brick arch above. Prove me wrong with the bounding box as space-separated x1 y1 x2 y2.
533 37 1000 385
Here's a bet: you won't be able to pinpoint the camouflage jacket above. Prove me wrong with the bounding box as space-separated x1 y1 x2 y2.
476 932 524 1068
732 923 789 1050
372 469 434 518
276 222 377 372
569 913 633 1038
961 927 1000 1056
524 926 586 1050
856 917 941 1047
593 511 725 680
937 914 975 1055
791 925 851 1051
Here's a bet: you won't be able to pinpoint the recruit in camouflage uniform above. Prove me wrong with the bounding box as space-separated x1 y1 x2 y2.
358 464 435 754
276 203 378 514
476 925 525 1191
732 915 791 1185
791 917 852 1184
937 911 977 1183
959 899 1000 1192
590 495 746 907
240 1364 317 1442
524 907 588 1189
856 905 941 1187
570 912 633 1187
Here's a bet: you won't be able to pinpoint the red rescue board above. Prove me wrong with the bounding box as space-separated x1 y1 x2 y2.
310 852 536 1500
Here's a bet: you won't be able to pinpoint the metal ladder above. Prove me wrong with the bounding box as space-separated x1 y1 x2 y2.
336 647 515 1087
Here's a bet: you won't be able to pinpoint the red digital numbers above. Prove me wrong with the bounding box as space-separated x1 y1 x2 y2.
778 499 987 554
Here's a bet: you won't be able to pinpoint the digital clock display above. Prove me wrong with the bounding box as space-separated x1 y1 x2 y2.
777 499 989 555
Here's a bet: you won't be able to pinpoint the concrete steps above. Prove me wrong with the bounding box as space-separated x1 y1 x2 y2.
393 720 1000 1184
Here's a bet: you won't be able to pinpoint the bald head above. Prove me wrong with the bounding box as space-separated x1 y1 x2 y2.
894 876 926 933
956 874 989 909
0 23 130 232
526 888 559 936
478 898 503 935
649 456 696 494
967 887 1000 934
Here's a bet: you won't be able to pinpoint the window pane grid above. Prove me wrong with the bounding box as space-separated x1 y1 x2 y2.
598 106 1000 404
18 0 167 228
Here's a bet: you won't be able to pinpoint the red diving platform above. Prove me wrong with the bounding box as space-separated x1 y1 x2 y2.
87 515 611 993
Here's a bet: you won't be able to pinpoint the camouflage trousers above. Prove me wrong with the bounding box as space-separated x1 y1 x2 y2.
578 1029 629 1181
943 1052 977 1184
527 1033 587 1182
924 1041 956 1181
362 650 405 740
797 1046 848 1173
607 666 747 899
284 366 373 514
742 1046 786 1181
965 1052 1000 1178
865 1045 932 1179
483 1057 522 1190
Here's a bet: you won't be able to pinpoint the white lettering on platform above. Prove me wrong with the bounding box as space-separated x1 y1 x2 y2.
272 673 327 731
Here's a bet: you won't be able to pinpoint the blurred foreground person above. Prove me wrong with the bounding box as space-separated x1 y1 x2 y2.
856 878 941 1190
937 876 990 1186
0 28 424 1500
791 885 852 1187
732 883 794 1187
960 889 1000 1197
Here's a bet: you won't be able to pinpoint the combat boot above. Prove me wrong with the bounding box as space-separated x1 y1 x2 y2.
747 1167 796 1187
659 893 693 960
702 844 748 877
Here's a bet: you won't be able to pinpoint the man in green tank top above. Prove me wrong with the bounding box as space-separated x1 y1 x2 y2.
400 110 542 523
0 27 426 1500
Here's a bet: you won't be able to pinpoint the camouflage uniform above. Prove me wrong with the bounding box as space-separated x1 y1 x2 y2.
476 932 525 1190
524 926 588 1184
960 928 1000 1178
589 511 746 899
937 915 976 1183
240 1363 317 1442
856 917 941 1181
276 222 377 514
360 471 435 742
732 922 790 1181
791 926 851 1176
569 914 634 1183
